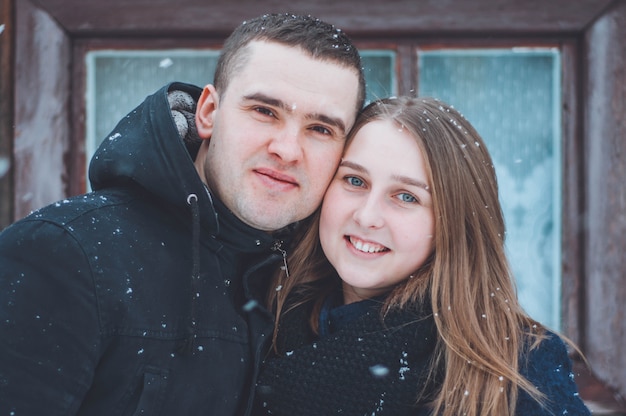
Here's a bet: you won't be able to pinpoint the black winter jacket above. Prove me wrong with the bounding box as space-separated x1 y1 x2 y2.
0 83 284 416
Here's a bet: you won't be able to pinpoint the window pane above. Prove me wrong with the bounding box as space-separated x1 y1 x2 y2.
419 49 562 330
361 50 397 104
86 50 220 158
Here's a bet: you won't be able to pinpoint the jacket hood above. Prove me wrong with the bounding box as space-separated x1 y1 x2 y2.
87 82 284 356
89 82 218 231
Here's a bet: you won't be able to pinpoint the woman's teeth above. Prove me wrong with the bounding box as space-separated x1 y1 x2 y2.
349 236 388 253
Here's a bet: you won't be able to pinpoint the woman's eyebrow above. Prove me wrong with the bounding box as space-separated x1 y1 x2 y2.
391 174 431 193
340 160 430 192
339 160 367 173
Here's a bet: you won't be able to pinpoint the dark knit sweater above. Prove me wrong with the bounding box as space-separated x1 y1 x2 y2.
255 296 590 416
255 297 438 415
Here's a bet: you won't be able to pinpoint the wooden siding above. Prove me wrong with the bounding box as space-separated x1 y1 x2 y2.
0 0 14 229
585 0 626 399
14 0 71 219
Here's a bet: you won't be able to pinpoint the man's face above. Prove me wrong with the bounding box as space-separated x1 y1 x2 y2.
195 41 360 231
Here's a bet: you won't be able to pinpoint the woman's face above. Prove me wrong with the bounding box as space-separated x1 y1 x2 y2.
319 119 435 304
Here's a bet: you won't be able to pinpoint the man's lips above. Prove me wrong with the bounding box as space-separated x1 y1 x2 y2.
254 168 299 186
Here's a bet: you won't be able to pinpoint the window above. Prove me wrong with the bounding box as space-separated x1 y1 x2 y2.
418 49 562 329
86 49 220 158
86 46 562 329
361 50 397 103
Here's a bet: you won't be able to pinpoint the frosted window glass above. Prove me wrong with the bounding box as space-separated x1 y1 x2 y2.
361 50 397 103
86 50 220 159
86 47 559 329
419 49 562 330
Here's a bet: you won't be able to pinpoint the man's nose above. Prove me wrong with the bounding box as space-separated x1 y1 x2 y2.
267 125 304 163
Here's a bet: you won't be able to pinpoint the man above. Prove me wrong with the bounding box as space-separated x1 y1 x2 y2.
0 13 365 415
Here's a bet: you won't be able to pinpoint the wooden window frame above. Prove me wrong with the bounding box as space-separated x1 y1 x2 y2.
7 0 590 348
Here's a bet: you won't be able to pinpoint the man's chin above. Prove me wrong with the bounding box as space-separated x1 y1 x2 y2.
238 210 297 233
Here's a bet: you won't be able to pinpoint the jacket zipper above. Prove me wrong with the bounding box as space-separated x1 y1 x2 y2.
271 240 290 278
240 251 282 415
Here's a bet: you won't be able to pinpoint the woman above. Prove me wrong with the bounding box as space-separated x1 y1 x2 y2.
254 97 590 415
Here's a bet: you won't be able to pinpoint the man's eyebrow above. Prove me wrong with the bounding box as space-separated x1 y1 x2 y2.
340 160 431 192
309 113 347 135
244 93 283 109
243 93 347 134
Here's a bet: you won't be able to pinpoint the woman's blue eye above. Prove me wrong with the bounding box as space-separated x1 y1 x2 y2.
398 193 417 203
347 176 364 187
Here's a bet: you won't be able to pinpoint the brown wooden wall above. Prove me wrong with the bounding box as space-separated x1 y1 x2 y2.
0 0 14 229
584 0 626 398
13 0 71 220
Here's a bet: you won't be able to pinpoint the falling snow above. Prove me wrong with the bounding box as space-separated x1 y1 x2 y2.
159 58 174 68
369 364 389 378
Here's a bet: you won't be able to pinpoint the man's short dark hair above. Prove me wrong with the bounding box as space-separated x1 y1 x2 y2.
214 13 366 112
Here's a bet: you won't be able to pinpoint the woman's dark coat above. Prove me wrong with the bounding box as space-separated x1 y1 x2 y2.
256 297 591 415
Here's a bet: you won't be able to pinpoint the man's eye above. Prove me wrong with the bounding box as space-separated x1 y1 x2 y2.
346 176 364 187
255 107 275 118
311 125 332 136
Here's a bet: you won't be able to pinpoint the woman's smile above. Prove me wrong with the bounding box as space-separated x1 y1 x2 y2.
346 235 389 254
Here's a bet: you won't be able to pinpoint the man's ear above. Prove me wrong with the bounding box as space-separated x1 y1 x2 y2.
195 85 219 140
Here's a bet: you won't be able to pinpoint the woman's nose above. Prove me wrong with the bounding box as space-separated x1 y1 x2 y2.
352 195 384 229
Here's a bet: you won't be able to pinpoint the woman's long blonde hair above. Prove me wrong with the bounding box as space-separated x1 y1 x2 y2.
268 96 549 415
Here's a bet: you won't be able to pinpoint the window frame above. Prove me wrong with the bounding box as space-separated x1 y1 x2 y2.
72 36 583 341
